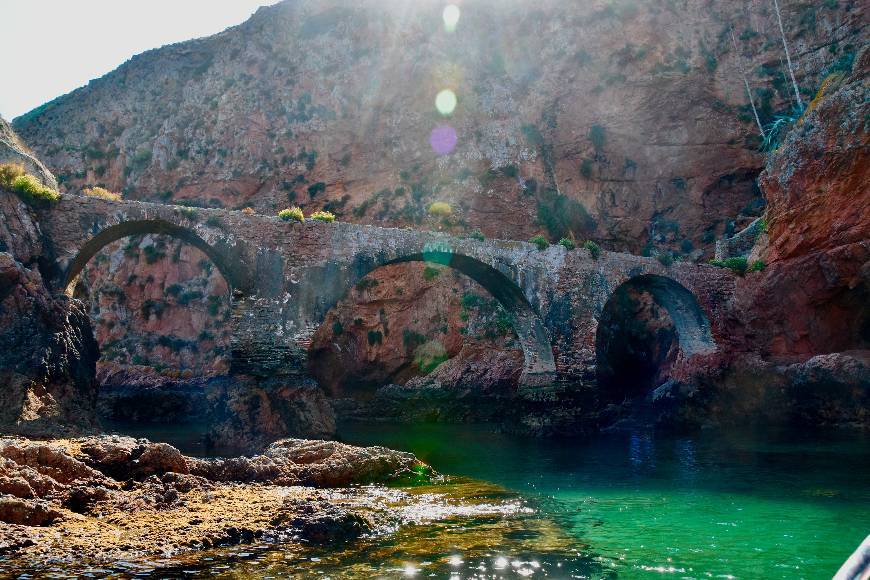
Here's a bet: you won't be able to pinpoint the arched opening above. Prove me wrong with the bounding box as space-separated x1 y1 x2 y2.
63 219 239 295
308 250 554 416
65 221 236 449
595 275 714 401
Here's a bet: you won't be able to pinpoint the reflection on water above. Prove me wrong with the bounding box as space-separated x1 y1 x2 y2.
337 422 870 579
17 421 869 579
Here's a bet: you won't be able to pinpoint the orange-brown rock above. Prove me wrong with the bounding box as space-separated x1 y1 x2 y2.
760 49 870 263
309 262 519 397
14 0 862 257
80 234 231 375
737 46 869 361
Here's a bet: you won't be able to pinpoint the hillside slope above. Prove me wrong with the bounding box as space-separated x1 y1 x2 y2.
14 0 863 255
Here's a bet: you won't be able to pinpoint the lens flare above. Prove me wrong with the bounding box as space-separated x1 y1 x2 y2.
430 125 457 156
423 240 453 265
442 4 460 32
435 89 457 116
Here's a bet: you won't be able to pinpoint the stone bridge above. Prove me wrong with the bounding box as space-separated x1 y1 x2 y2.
36 195 737 394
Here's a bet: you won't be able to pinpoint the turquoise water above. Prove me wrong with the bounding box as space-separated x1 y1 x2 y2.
336 421 870 579
17 421 867 578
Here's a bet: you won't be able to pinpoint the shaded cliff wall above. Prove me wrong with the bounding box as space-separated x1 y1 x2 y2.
736 46 869 361
0 119 99 435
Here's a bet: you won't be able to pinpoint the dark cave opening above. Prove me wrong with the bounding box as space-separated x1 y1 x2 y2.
595 284 680 402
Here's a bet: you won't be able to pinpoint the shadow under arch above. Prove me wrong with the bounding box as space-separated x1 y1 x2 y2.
62 219 241 296
319 249 556 389
595 274 716 397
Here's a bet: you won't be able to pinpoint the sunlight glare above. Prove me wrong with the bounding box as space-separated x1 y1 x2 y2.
442 4 461 32
430 125 458 156
435 89 457 116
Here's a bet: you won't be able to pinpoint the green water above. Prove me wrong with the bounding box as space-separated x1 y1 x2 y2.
335 421 869 579
12 422 867 578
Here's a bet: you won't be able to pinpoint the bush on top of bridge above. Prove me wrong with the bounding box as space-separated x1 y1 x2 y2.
278 206 304 222
310 210 336 222
583 240 601 259
0 163 60 207
709 256 749 276
427 201 452 217
529 235 549 250
83 186 122 201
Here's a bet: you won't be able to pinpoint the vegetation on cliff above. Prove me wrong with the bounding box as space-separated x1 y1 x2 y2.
0 162 60 206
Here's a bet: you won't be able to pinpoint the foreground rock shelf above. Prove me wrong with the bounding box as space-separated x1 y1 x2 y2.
0 435 437 567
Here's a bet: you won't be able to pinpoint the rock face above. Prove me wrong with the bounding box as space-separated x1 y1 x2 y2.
3 1 866 435
739 47 869 361
80 234 231 375
0 253 99 435
650 48 869 430
0 117 57 191
309 262 520 397
14 0 861 257
0 122 99 436
760 50 869 264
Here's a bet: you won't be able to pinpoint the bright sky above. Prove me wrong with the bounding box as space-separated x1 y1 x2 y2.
1 0 279 120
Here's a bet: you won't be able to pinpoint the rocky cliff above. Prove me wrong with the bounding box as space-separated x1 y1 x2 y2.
14 0 862 254
11 0 864 394
0 119 98 435
657 47 869 430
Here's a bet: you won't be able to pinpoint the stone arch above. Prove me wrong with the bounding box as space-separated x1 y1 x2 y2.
316 248 556 389
61 219 240 296
594 274 715 397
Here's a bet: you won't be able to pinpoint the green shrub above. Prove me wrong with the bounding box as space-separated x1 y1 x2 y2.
758 218 768 233
536 189 596 240
466 229 485 241
309 210 335 222
589 124 606 152
11 174 61 206
423 265 441 281
0 163 25 188
207 295 222 317
83 186 121 201
278 206 304 222
367 330 383 346
307 182 326 198
559 238 576 250
356 277 379 291
657 252 674 267
332 321 343 335
584 240 601 259
749 259 766 272
141 299 166 319
142 245 166 265
710 257 748 275
427 201 452 217
178 206 198 220
723 256 748 275
177 290 204 305
205 215 224 229
413 341 448 374
529 234 548 250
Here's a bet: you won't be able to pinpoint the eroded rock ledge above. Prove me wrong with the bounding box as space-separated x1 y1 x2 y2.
0 435 428 567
